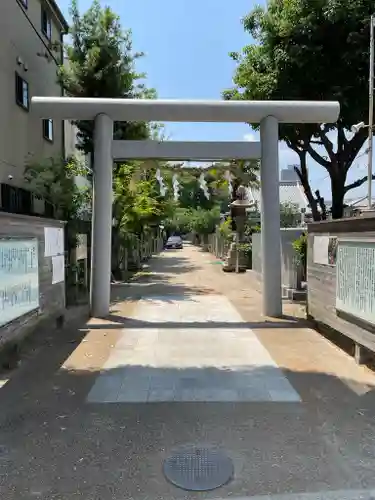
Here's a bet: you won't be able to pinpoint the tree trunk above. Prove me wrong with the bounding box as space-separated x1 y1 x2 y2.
315 190 327 220
330 177 346 219
293 154 322 221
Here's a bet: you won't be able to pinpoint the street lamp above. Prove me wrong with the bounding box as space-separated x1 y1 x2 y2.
351 15 375 210
351 119 373 209
351 121 366 134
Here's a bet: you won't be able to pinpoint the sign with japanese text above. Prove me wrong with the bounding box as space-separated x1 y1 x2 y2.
0 238 39 327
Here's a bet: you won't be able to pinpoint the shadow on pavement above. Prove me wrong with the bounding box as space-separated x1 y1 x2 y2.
142 255 200 275
1 319 375 499
111 281 218 303
1 250 374 498
84 314 308 330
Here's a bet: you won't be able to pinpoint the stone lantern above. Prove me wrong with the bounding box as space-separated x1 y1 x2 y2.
223 185 254 273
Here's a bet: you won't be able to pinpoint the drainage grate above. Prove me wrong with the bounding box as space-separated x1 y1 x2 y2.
163 445 233 491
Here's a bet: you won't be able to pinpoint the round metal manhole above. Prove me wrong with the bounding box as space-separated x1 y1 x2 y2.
163 445 234 491
0 445 8 462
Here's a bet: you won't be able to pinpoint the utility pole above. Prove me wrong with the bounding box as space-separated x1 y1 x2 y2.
368 14 374 209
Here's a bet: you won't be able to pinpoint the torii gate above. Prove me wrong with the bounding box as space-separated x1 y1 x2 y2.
31 97 339 318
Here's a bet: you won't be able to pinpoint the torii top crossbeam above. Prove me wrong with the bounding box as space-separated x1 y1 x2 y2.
32 97 339 123
31 96 340 320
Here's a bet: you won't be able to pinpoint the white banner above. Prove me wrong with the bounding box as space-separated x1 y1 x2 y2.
52 255 65 284
313 235 329 265
44 227 64 257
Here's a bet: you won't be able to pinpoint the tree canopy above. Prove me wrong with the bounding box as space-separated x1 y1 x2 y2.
58 0 154 154
42 0 267 278
113 162 175 237
24 156 91 221
224 0 375 219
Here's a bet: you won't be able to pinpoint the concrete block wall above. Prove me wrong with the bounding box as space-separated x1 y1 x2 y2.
0 212 66 348
307 216 375 356
252 228 304 289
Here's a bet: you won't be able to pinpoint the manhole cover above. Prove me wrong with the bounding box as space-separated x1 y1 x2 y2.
163 445 233 491
0 445 8 461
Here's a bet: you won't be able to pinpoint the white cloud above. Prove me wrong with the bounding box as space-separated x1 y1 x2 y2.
243 132 258 142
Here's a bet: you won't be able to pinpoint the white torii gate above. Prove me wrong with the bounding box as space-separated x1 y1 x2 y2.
31 97 339 318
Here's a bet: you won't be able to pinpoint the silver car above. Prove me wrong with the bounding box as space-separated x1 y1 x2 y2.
165 236 183 249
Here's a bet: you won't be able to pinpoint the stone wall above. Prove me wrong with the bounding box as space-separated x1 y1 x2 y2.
307 215 375 358
252 228 304 291
0 212 66 348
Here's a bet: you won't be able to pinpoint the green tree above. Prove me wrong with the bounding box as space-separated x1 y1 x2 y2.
228 159 260 190
280 202 302 228
190 207 221 235
111 161 174 273
168 160 259 213
58 0 153 155
58 1 172 275
164 208 194 236
24 155 91 221
224 0 374 219
176 170 217 210
113 162 173 237
217 217 233 241
24 155 92 272
293 233 307 280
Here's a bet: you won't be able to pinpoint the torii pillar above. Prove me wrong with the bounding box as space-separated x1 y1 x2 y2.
31 97 340 318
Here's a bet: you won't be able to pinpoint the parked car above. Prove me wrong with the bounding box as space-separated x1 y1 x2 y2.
165 236 183 249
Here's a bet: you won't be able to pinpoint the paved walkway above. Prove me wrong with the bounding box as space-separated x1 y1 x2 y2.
88 293 300 403
2 244 375 499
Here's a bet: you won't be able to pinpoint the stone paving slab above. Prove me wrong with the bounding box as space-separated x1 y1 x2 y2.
87 294 301 403
4 247 375 499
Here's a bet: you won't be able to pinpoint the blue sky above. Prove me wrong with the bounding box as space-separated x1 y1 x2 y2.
58 0 373 201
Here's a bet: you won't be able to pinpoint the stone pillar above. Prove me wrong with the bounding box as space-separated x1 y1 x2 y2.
90 113 113 317
260 116 282 317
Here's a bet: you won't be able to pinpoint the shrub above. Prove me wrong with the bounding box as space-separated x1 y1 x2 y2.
238 242 252 269
217 218 233 241
293 233 307 278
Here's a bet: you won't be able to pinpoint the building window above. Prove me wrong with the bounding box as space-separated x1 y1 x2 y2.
15 73 29 110
1 184 32 215
45 201 55 218
41 7 52 40
20 0 28 8
43 119 53 141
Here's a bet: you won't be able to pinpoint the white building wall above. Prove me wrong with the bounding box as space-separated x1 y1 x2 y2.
280 165 299 182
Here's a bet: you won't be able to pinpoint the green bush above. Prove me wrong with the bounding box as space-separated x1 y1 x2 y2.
217 218 233 241
190 207 221 235
238 242 252 269
292 233 307 277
